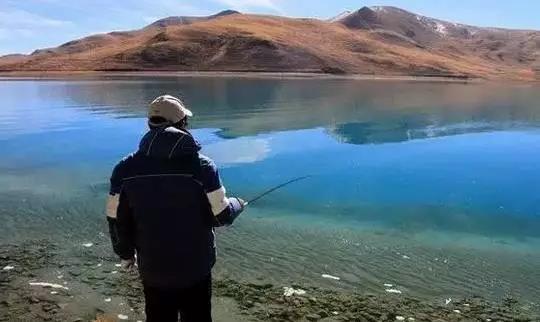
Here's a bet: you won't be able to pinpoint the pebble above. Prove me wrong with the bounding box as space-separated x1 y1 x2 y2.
408 318 415 321
384 283 394 287
29 282 69 290
50 291 58 295
117 314 128 320
2 265 14 271
321 274 341 280
396 316 406 321
104 298 112 302
82 243 93 248
111 271 118 274
283 287 306 297
402 255 410 259
453 309 461 314
115 264 122 268
385 289 402 294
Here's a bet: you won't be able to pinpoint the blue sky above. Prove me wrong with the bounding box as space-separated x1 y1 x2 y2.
1 0 539 55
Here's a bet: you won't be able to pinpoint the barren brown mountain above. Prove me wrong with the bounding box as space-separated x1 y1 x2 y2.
1 6 539 80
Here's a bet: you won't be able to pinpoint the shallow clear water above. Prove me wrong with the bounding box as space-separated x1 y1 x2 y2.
1 76 540 304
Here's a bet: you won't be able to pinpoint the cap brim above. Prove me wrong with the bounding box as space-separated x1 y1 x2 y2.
183 108 193 117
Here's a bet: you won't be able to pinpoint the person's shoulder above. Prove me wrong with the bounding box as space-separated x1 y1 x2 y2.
111 152 138 179
110 152 138 194
114 153 137 170
198 153 216 169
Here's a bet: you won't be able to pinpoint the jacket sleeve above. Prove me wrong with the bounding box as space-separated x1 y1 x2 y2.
200 155 244 227
106 156 135 260
112 190 136 260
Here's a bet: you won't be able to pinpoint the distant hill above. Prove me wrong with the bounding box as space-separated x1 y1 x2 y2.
0 6 538 80
145 10 239 28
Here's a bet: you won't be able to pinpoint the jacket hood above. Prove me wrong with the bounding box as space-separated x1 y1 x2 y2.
138 126 201 159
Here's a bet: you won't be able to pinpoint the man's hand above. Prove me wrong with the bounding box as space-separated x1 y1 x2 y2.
237 198 247 209
121 258 135 270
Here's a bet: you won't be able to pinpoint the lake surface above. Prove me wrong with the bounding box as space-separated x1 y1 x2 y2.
1 76 539 306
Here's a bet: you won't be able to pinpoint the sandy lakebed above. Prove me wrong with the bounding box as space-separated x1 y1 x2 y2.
1 240 538 322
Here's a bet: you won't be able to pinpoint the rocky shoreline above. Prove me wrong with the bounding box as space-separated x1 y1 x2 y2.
1 240 538 322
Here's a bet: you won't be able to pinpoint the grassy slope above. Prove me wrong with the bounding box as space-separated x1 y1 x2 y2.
0 14 537 80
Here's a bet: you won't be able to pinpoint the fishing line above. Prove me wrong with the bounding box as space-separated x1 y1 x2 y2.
245 175 311 206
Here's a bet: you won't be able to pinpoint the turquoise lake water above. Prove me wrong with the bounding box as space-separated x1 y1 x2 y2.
1 76 539 305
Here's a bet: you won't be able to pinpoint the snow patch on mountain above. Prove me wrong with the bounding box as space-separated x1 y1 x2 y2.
371 6 387 13
435 22 448 35
329 10 353 22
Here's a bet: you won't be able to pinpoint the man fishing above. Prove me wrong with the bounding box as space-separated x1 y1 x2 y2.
105 94 245 322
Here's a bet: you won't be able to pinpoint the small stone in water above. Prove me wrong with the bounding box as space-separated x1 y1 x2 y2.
104 298 112 302
2 265 14 271
385 289 402 294
96 263 103 267
50 291 58 295
408 318 415 321
111 271 118 274
82 243 93 248
115 264 122 268
384 283 393 287
332 311 339 315
321 274 340 280
118 314 128 320
29 282 69 290
283 287 306 297
402 255 410 259
453 309 461 314
396 316 405 321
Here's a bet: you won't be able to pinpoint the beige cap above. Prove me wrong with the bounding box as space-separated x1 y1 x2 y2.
148 95 193 126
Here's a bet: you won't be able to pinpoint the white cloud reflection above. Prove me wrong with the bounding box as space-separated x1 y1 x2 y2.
202 137 271 165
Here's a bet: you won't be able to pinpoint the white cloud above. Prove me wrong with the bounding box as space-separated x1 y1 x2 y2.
0 28 36 40
0 8 71 29
213 0 281 12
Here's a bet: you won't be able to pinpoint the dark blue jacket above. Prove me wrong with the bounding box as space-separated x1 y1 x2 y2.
107 126 243 288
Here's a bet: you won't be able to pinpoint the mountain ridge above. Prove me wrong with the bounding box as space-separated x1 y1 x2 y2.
1 6 538 80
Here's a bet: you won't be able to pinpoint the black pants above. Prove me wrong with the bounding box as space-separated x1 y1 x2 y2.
143 275 212 322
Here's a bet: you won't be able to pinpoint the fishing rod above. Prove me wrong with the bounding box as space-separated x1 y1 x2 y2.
244 175 311 206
